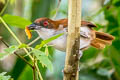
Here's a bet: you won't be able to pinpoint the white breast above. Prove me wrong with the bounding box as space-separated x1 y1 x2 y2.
36 26 93 52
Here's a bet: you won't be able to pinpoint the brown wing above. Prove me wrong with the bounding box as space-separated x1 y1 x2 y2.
91 31 115 49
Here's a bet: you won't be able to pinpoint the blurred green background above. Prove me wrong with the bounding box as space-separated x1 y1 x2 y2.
0 0 120 80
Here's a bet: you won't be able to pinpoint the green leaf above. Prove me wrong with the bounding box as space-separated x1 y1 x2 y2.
2 14 32 29
35 33 64 49
32 49 45 56
112 0 120 7
32 49 53 71
0 45 18 59
4 45 18 53
45 46 49 56
97 68 112 78
18 44 28 48
108 46 120 77
0 72 11 80
0 53 9 59
50 9 57 17
38 55 53 72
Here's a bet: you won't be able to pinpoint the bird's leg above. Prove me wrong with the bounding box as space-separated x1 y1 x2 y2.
78 50 83 59
78 50 83 60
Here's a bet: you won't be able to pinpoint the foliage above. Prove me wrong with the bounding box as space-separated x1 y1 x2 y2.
0 72 11 80
0 0 120 80
2 14 32 29
0 13 64 79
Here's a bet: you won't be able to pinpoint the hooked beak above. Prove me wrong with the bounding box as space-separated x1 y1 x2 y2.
28 23 41 30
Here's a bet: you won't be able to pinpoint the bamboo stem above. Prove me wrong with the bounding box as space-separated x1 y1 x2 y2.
63 0 81 80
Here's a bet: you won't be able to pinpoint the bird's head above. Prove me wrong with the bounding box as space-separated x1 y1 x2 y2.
28 17 57 30
28 17 61 39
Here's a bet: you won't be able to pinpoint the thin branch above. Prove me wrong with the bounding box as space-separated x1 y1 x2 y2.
0 39 33 68
33 56 36 80
0 16 43 80
28 37 40 46
35 62 43 80
0 17 34 60
0 0 9 16
53 0 61 19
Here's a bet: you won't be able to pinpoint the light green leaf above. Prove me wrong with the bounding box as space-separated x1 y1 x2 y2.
32 49 53 71
35 33 64 49
4 45 18 53
45 46 49 56
50 9 57 17
18 44 28 48
0 53 9 59
0 72 11 80
38 55 53 71
2 14 32 29
32 49 45 56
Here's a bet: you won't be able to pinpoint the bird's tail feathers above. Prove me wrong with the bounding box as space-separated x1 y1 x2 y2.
91 31 115 49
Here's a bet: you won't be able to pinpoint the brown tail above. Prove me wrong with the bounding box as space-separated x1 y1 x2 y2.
91 31 115 49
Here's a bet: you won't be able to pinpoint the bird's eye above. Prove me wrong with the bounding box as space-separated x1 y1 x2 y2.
43 21 48 27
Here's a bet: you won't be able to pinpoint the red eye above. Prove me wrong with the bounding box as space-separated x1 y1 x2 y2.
43 21 48 27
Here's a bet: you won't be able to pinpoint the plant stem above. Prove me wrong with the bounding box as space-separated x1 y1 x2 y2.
33 56 36 80
35 63 43 80
53 0 61 19
1 39 33 68
0 17 33 60
28 37 40 46
0 17 43 80
0 0 10 16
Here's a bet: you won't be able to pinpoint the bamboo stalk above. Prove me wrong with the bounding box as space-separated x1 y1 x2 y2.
63 0 81 80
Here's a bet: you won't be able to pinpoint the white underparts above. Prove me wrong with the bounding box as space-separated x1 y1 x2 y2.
36 26 93 52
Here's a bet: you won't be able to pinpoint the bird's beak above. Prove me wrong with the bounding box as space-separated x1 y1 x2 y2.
28 23 42 30
28 23 37 30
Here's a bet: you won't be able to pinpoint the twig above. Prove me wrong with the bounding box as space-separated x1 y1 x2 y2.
35 62 43 80
0 17 34 60
28 37 40 46
0 1 43 79
33 56 36 80
53 0 61 19
0 0 9 16
0 16 43 80
0 39 33 68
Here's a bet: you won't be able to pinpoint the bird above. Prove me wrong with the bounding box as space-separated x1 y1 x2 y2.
26 17 115 57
